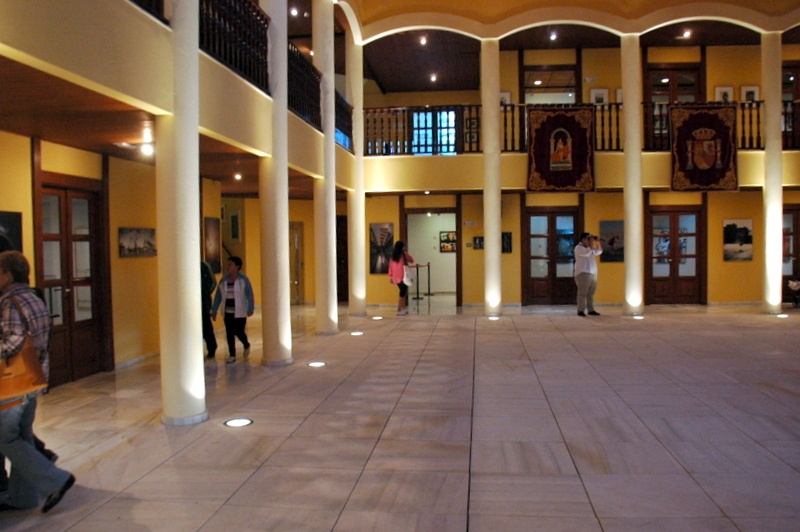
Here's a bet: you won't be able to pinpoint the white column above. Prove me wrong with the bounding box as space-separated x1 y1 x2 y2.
313 0 338 333
258 0 293 365
346 29 367 316
481 39 502 316
621 34 645 316
157 0 207 425
762 32 784 313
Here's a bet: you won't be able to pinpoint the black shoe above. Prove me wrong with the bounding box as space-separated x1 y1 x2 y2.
42 449 58 463
588 311 600 316
206 353 216 359
577 311 586 317
42 474 75 514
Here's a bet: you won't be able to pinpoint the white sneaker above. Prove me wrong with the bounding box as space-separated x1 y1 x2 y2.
243 347 250 359
397 309 408 316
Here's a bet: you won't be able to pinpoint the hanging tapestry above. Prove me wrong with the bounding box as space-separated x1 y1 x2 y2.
527 105 594 192
670 104 737 191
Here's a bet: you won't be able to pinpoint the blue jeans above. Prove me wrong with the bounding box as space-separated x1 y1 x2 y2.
0 395 70 508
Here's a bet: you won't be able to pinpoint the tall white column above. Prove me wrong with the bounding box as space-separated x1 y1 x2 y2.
258 0 293 365
346 29 366 316
621 34 645 316
762 32 784 313
481 39 502 316
312 0 338 333
157 0 207 425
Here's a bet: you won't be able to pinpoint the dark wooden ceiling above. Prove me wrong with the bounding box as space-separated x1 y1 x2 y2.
0 14 782 198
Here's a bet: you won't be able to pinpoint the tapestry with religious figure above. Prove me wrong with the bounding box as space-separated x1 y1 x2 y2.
527 105 594 192
670 104 737 191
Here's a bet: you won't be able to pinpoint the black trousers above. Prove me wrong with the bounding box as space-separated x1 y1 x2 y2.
223 313 249 356
202 312 217 356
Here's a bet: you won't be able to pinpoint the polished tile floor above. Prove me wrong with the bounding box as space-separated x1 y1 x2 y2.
3 298 800 531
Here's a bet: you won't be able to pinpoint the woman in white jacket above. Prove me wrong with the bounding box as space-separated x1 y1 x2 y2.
211 256 255 364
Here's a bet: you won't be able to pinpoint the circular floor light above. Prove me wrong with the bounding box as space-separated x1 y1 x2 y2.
777 313 789 319
224 418 253 428
372 316 383 320
488 316 499 321
308 361 326 368
633 315 645 320
351 331 364 336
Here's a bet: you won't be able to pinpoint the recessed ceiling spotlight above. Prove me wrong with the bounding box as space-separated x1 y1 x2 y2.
550 32 557 41
290 7 298 16
534 80 542 86
141 144 154 156
303 11 309 17
427 212 432 217
424 190 431 194
234 173 242 180
143 127 153 143
420 36 427 45
430 74 437 82
683 29 692 38
661 78 669 84
309 50 314 56
224 418 253 427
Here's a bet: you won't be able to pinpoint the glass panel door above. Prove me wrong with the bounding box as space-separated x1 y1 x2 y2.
646 208 704 305
524 210 578 305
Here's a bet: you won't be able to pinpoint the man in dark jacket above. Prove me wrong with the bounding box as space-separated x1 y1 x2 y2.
201 260 218 359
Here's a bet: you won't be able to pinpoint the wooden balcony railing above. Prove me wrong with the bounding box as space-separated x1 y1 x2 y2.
130 0 167 23
288 42 321 130
199 0 270 94
335 92 353 151
594 103 623 151
783 101 800 150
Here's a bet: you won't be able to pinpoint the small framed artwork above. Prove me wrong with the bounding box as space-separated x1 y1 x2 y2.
230 210 241 242
723 219 753 261
473 236 484 250
502 232 512 253
590 88 609 105
467 132 478 143
500 92 512 106
599 220 624 262
369 222 394 274
715 86 734 103
119 227 157 258
0 211 23 251
741 85 759 102
466 117 478 130
440 231 456 253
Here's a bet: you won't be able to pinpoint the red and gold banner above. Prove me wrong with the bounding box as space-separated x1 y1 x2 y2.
670 104 737 191
527 106 594 192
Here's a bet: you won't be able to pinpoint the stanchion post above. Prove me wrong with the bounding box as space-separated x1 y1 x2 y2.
412 264 424 300
425 261 435 296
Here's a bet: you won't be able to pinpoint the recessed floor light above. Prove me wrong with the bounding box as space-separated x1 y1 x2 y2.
224 418 252 428
308 361 326 367
372 316 383 320
633 315 645 320
488 316 499 321
777 313 789 319
351 331 364 336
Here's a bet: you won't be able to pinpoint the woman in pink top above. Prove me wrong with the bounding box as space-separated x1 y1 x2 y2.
388 241 414 316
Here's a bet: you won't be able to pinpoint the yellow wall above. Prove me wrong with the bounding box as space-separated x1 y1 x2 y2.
501 193 522 304
365 195 400 305
707 190 763 303
523 49 575 65
109 157 160 365
0 131 35 264
582 48 621 104
706 46 760 102
221 197 246 260
289 199 316 304
500 51 519 103
461 195 484 304
405 194 457 209
646 47 700 63
244 198 261 304
585 193 625 304
41 141 102 179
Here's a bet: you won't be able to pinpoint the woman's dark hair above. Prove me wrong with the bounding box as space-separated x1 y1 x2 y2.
391 241 405 262
228 256 243 269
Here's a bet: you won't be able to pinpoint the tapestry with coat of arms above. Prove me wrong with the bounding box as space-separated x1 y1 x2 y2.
527 106 594 192
670 104 737 191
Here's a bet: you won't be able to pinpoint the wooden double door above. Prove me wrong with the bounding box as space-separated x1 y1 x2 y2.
523 208 580 305
645 205 706 304
36 180 108 386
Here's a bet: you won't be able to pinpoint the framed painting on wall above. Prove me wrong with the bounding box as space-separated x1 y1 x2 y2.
370 223 393 274
723 219 753 261
440 231 456 253
0 211 22 251
715 86 734 102
119 228 157 258
204 217 221 273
